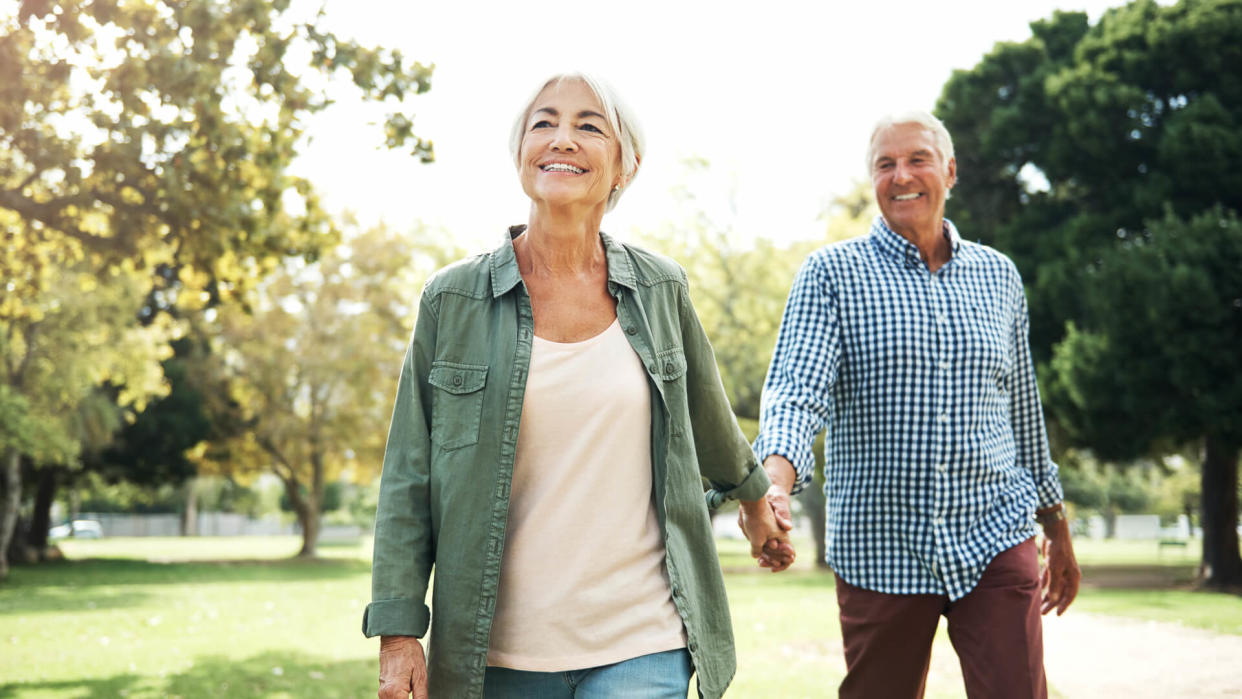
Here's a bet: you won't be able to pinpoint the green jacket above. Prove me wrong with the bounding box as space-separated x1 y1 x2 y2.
364 227 771 698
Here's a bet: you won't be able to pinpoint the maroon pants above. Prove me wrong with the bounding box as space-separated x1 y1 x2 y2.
835 538 1046 699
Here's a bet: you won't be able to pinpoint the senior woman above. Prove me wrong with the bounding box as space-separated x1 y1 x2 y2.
365 73 792 699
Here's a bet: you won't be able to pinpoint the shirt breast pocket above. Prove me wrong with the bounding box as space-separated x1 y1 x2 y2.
656 347 688 436
428 361 488 452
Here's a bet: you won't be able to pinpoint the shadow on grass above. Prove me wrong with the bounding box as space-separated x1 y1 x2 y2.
0 650 376 699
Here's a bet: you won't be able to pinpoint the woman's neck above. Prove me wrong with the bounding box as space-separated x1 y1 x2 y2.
519 204 607 275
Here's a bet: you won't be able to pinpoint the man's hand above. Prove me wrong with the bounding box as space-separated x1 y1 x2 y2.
737 455 800 572
1038 508 1081 616
378 635 428 699
738 484 796 572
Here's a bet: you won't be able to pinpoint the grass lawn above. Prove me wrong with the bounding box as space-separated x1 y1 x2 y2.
0 536 1238 698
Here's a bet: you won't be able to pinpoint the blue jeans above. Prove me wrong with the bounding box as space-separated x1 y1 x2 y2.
483 648 692 698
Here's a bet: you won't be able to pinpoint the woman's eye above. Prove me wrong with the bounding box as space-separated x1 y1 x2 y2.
531 120 553 129
579 123 603 133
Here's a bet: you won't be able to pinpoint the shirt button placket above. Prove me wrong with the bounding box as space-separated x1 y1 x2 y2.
929 274 952 585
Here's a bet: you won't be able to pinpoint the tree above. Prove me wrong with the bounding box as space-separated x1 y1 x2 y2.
0 258 172 577
1049 209 1242 583
0 0 434 574
936 0 1242 586
208 224 457 557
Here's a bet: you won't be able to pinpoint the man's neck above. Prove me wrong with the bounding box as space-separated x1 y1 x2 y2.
889 218 952 273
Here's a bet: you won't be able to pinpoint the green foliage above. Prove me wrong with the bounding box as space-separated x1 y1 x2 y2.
1059 455 1155 514
1047 208 1242 458
0 0 434 301
76 472 183 514
94 339 216 489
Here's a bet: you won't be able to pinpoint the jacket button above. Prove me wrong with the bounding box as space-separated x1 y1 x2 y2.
453 375 463 387
626 326 637 335
664 362 675 374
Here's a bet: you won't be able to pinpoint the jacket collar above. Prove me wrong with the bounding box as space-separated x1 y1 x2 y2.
869 215 963 270
490 225 637 298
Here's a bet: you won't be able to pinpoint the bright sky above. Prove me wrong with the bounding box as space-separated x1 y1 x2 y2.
294 0 1126 251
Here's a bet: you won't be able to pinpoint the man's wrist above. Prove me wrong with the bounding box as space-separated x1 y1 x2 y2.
762 455 796 493
1035 504 1066 528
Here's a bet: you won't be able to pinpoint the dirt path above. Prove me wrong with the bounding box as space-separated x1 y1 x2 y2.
924 612 1242 697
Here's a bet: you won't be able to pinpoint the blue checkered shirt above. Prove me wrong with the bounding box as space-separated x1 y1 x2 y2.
754 217 1064 600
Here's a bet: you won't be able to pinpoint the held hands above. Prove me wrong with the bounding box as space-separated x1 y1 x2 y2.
738 484 797 572
378 635 428 699
1038 514 1082 616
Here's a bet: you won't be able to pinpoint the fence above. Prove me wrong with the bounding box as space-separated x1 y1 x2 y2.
80 512 361 540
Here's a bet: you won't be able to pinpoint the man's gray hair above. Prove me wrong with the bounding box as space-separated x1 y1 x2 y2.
866 111 955 174
509 72 645 213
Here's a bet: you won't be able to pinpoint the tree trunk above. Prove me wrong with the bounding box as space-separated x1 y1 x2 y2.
280 473 318 558
181 477 199 536
798 482 830 569
26 467 57 554
298 502 319 558
0 447 22 580
1199 435 1242 588
1104 505 1117 539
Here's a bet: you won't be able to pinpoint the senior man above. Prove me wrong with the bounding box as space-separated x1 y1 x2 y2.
743 111 1080 698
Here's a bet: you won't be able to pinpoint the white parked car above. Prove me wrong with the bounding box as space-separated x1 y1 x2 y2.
48 520 104 539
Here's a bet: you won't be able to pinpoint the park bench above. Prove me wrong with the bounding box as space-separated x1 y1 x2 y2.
1157 538 1189 554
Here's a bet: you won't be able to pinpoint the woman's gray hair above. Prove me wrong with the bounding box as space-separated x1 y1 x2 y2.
866 110 955 174
509 72 645 212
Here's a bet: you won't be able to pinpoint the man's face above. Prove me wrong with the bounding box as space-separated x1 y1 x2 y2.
870 123 956 237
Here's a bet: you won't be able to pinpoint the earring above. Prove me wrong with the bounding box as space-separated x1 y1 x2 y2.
612 184 620 192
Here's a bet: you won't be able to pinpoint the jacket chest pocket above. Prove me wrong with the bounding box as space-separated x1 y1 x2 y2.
428 362 488 451
655 348 688 436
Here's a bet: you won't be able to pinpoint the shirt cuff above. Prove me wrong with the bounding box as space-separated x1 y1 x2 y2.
1033 464 1065 511
362 598 431 638
753 429 811 496
717 463 772 502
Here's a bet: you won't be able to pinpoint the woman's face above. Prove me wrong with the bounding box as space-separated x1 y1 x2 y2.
517 79 623 213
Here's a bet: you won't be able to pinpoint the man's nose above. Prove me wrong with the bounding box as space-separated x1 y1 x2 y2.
893 161 913 184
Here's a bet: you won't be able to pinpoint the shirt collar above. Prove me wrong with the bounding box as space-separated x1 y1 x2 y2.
869 216 963 270
490 225 637 298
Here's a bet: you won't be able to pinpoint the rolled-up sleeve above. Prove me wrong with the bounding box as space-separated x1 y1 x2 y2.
1007 278 1063 509
364 292 438 638
753 254 839 496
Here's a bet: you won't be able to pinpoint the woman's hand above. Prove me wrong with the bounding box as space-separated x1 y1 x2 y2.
738 485 796 572
378 635 428 699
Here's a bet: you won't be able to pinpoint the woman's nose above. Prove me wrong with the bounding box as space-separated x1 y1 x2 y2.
549 125 578 152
